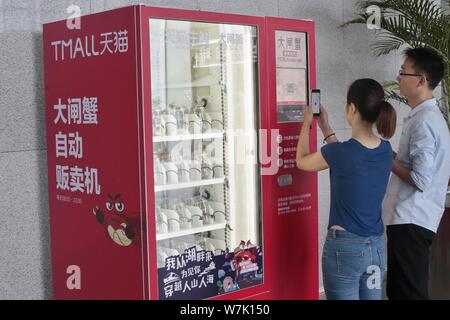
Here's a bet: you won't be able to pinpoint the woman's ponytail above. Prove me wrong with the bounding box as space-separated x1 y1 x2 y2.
376 101 396 139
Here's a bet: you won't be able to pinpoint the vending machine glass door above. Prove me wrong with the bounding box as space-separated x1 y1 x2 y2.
149 18 263 300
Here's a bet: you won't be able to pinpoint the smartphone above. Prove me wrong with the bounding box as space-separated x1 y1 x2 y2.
311 89 321 116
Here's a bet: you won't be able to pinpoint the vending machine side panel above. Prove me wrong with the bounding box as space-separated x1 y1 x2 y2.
43 7 147 299
265 17 319 300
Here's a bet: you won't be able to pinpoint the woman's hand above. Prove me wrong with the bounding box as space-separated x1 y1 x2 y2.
317 105 334 137
303 105 313 126
296 105 330 172
317 105 329 130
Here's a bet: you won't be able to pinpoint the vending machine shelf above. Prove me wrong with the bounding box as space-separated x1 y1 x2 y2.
154 177 225 192
152 131 224 143
156 222 227 241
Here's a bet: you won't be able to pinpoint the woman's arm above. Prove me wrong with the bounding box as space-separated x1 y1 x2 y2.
317 105 338 144
296 105 330 172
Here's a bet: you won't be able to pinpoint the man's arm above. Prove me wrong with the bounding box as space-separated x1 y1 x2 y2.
392 119 436 192
392 160 421 191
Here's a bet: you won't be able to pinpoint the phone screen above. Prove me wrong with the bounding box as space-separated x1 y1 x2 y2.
312 89 320 115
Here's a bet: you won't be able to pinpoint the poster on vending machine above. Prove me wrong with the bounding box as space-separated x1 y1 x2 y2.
275 30 308 123
158 241 263 300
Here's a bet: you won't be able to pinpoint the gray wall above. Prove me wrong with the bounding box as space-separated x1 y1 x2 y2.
0 0 405 299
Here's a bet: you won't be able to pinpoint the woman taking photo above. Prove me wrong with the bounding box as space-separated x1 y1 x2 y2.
296 79 397 300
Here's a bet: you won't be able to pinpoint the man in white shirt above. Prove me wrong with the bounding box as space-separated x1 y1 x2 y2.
383 47 450 300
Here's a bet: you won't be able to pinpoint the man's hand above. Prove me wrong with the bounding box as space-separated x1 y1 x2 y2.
393 150 397 160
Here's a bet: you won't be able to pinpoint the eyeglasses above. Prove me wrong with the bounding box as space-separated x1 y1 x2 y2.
398 70 423 77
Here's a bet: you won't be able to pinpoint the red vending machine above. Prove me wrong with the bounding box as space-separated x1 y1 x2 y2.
43 5 317 300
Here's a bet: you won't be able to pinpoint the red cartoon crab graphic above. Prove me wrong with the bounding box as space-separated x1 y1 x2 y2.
232 240 258 278
92 193 141 247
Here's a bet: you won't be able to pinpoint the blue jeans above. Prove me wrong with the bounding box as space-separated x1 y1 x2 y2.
322 228 386 300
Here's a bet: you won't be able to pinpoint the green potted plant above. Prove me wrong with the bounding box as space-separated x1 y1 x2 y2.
343 0 450 127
